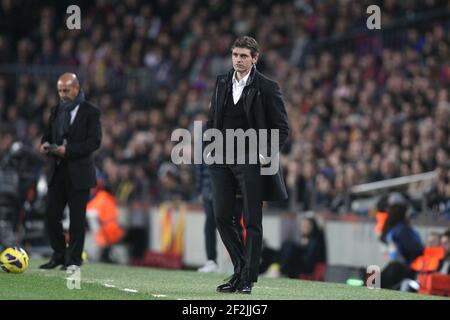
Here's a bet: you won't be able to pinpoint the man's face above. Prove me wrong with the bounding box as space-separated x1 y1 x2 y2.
232 47 258 74
57 81 79 103
427 234 440 247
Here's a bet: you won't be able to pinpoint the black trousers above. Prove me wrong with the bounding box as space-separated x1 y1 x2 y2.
125 227 148 260
202 196 243 262
381 261 416 289
45 161 89 266
209 164 262 283
202 198 217 262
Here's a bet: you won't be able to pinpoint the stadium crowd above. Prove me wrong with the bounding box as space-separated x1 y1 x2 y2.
0 0 450 217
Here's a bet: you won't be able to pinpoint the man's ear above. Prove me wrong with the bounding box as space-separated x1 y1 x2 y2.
253 53 259 65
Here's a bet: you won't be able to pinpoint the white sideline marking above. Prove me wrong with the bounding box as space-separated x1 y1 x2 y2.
103 284 116 288
152 294 167 298
123 288 139 293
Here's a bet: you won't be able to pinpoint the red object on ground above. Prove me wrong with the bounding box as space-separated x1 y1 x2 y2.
418 273 450 297
129 250 182 269
298 262 327 282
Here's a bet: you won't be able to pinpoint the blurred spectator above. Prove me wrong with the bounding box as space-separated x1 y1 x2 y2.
426 162 450 219
400 230 450 292
123 166 150 260
380 193 424 289
437 230 450 274
261 216 326 279
86 175 124 263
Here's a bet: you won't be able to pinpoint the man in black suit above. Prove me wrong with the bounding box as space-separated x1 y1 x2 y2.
39 73 102 270
206 36 289 294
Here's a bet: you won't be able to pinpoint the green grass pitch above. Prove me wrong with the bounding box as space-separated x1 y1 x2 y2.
0 259 448 300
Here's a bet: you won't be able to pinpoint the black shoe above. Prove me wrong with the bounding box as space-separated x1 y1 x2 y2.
39 259 64 270
216 274 241 293
237 281 253 294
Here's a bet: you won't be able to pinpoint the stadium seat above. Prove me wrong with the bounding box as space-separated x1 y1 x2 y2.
418 273 450 297
129 250 182 269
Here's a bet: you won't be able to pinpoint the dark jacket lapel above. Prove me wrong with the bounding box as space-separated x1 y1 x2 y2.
215 76 229 128
68 102 86 135
243 67 259 127
243 87 257 125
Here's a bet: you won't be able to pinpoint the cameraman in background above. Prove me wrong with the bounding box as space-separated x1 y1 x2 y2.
0 138 45 249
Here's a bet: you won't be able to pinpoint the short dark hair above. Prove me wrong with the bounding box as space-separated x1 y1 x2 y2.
231 36 260 57
442 229 450 239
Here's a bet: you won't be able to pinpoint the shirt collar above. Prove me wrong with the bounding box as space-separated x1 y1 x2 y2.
232 70 251 86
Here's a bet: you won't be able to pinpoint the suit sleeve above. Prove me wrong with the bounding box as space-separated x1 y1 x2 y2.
65 107 102 160
265 81 289 150
206 77 218 130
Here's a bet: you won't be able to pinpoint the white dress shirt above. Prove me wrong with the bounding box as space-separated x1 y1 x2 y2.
70 104 80 125
231 70 269 165
232 71 251 104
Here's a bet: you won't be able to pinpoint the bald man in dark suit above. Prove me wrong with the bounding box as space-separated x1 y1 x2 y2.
39 73 102 270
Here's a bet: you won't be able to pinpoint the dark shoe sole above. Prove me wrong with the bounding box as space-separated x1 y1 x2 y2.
216 288 237 293
39 263 64 270
62 265 81 271
237 290 252 294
